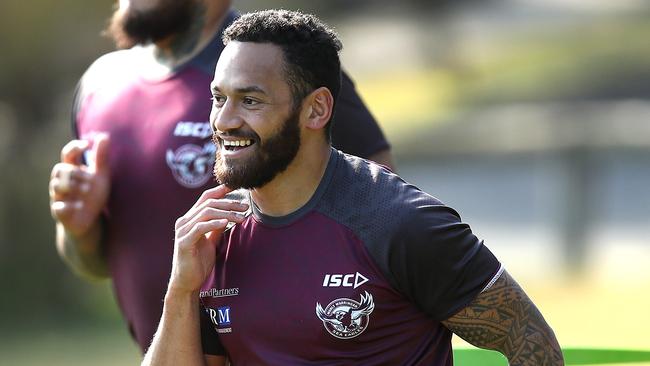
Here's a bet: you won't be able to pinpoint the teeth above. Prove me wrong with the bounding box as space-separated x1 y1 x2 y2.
223 140 252 147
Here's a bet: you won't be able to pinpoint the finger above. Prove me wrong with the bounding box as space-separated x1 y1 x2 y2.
176 198 248 230
193 198 249 218
90 133 110 173
176 207 246 238
193 185 234 210
61 140 90 165
51 163 93 181
52 165 93 195
178 219 229 248
50 200 83 221
176 185 236 228
58 167 72 193
50 177 90 198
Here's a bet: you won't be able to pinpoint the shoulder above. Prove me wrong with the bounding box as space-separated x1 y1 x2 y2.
319 150 440 239
77 48 147 102
82 49 139 83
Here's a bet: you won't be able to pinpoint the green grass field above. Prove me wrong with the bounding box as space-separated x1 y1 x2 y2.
455 348 650 365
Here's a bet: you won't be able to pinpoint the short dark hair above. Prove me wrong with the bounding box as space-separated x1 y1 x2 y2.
223 9 343 140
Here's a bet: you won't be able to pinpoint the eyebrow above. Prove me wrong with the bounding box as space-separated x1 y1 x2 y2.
211 84 267 95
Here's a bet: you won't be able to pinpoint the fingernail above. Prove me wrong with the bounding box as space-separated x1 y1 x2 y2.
74 201 83 209
80 183 90 193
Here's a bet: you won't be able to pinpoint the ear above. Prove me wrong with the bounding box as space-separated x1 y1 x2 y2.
302 87 334 131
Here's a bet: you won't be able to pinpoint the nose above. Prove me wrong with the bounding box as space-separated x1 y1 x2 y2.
210 99 244 134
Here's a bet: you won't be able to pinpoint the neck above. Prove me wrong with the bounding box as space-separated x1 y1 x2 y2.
250 141 331 217
153 1 229 68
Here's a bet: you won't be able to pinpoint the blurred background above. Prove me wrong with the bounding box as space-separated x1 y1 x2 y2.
0 0 649 364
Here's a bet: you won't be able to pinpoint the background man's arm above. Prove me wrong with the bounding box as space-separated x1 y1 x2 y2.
442 270 564 365
55 219 108 278
50 136 111 279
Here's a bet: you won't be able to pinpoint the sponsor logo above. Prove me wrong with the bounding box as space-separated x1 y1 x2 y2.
316 291 375 339
166 142 215 188
173 121 212 138
322 272 369 289
206 306 232 333
200 287 240 298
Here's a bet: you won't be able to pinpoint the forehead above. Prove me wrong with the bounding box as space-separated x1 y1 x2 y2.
212 41 289 94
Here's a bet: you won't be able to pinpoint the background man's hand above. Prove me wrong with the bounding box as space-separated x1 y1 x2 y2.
49 134 111 238
170 185 249 295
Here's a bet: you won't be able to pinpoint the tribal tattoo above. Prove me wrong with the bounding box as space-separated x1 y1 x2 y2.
442 270 564 365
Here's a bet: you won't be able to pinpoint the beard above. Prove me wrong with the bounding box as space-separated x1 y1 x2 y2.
213 108 302 190
105 0 196 49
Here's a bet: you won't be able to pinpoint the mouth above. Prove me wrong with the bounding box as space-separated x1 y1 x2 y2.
221 138 255 152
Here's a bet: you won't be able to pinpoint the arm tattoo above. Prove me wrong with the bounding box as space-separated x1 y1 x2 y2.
442 270 564 365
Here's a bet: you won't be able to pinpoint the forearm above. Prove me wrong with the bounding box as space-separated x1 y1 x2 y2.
142 288 206 366
55 219 109 279
443 270 564 365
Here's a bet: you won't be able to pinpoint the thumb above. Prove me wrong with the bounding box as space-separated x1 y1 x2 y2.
61 139 90 165
90 133 110 173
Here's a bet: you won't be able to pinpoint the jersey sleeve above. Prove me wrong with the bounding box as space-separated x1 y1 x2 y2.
200 305 227 356
330 70 390 159
390 202 501 321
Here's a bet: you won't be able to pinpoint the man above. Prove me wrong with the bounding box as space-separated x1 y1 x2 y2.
143 9 563 365
48 0 393 353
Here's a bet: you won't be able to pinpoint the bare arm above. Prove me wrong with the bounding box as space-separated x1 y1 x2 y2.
142 185 247 366
55 219 108 278
442 270 564 365
142 288 226 366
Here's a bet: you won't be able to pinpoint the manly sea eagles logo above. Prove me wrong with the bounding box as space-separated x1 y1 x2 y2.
316 291 375 339
166 142 215 188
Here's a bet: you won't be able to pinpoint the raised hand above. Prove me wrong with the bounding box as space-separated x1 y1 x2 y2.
170 185 249 295
49 134 111 238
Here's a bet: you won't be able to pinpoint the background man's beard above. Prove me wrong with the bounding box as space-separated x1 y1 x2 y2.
105 0 195 49
213 109 302 190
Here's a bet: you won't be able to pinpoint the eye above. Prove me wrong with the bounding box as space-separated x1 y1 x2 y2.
211 95 226 107
242 97 260 106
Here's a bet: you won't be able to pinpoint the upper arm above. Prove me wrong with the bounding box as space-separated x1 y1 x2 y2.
442 270 564 365
387 202 500 320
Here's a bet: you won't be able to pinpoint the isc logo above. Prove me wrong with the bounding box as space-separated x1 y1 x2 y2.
173 121 212 138
322 272 369 289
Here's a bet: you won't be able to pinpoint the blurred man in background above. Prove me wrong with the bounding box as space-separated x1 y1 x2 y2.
48 0 393 353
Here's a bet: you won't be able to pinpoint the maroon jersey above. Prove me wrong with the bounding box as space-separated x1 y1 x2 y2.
200 149 501 365
72 10 390 351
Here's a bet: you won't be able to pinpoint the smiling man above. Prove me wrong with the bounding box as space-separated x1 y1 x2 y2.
142 10 563 366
